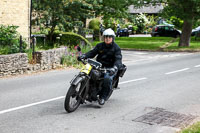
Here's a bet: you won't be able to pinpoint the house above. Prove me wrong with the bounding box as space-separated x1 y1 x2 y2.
0 0 31 44
129 4 164 15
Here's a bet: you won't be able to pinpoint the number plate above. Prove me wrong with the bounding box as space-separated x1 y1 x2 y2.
80 64 92 74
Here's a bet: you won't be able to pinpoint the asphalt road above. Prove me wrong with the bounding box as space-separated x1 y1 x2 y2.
0 50 200 133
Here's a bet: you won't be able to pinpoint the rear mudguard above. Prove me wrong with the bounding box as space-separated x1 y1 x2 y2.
70 75 85 86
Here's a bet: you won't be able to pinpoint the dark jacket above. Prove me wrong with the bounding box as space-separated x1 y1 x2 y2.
85 42 122 69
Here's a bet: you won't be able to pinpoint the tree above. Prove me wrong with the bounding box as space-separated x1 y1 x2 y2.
32 0 67 41
32 0 95 40
161 0 200 47
131 0 200 47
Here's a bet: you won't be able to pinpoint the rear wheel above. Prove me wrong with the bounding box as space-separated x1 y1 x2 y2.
64 82 83 113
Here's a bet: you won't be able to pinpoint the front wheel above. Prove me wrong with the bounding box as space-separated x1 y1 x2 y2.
64 82 83 113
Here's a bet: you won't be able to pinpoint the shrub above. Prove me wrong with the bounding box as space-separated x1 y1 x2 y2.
0 25 27 54
61 44 91 68
89 19 100 32
59 32 91 48
89 19 101 41
131 13 149 33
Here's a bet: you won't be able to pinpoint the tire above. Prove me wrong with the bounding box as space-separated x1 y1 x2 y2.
64 81 83 113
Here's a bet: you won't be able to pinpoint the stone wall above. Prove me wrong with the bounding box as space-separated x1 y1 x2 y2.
0 0 31 41
35 47 68 70
0 53 29 77
0 47 68 78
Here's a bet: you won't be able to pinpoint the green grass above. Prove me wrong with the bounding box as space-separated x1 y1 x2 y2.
180 122 200 133
166 37 200 51
92 37 200 52
115 37 172 50
93 37 173 51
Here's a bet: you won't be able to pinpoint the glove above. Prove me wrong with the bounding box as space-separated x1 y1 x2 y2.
108 66 118 76
77 54 86 61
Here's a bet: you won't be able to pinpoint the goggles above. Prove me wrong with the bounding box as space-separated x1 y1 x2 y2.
104 35 113 38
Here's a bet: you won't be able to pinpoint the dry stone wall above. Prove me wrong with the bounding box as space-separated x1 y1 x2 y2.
0 53 29 77
0 47 68 78
35 48 68 70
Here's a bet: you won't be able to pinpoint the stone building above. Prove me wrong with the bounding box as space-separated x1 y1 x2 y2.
0 0 31 43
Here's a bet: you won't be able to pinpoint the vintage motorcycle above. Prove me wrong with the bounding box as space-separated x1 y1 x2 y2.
64 58 126 113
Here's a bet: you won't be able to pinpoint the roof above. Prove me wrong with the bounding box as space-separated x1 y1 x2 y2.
129 4 164 14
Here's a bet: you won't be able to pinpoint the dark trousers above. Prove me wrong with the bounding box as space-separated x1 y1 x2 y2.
100 72 115 100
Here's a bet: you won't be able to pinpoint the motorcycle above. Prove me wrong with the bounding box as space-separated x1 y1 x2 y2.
64 58 126 113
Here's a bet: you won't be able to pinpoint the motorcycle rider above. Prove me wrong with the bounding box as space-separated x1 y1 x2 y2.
78 28 122 105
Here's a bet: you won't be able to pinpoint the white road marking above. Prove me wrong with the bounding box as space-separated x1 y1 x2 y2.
194 65 200 68
0 78 147 115
119 77 147 85
0 96 65 115
165 68 190 75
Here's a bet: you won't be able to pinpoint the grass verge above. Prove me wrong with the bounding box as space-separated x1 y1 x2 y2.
92 37 200 52
179 122 200 133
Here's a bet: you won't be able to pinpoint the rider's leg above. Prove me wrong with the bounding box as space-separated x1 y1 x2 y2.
100 73 114 100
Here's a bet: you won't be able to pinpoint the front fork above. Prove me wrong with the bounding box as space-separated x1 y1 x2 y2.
70 73 90 103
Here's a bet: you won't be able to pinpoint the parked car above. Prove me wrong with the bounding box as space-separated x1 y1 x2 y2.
116 27 129 37
151 25 181 38
191 26 200 36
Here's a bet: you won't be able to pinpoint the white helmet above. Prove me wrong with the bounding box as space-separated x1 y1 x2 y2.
103 28 116 37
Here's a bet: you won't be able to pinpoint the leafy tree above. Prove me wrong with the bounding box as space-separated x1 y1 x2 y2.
131 0 200 47
32 0 94 40
161 0 200 47
32 0 67 41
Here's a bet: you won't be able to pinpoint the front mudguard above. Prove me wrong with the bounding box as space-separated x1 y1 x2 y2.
70 75 86 86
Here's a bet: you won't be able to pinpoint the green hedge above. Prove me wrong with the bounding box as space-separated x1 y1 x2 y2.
59 32 91 47
89 19 100 41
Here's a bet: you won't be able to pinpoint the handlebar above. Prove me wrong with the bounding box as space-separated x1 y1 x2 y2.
79 58 110 72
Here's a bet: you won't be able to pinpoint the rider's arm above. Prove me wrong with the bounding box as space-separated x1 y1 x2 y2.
85 43 101 58
114 45 122 69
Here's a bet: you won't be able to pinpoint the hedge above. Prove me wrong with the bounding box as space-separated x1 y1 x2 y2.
59 32 91 47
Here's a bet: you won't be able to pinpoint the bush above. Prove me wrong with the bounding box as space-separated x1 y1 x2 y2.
89 19 101 41
61 44 91 68
59 32 91 48
89 19 100 32
0 25 27 54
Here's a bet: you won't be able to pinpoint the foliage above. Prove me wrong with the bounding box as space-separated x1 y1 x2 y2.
131 0 200 46
32 0 95 40
180 122 200 133
160 0 200 46
25 48 33 63
59 32 92 48
61 44 91 68
88 19 100 41
0 25 27 55
167 16 183 30
89 19 100 32
103 18 118 31
32 0 135 34
131 13 149 33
